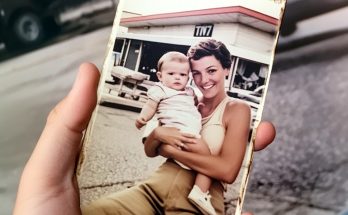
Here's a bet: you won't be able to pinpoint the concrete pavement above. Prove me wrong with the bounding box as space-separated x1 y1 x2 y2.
77 105 165 205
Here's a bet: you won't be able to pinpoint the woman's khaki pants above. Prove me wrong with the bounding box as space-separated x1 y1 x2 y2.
82 159 224 215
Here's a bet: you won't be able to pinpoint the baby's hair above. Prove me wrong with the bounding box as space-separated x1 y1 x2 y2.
157 51 189 72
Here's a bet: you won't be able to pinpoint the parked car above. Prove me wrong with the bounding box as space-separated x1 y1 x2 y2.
0 0 114 51
281 0 348 36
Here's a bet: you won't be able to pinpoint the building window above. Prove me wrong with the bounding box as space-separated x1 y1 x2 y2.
227 57 268 108
232 58 266 92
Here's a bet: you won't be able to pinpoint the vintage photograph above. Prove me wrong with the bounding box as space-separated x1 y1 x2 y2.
77 0 285 214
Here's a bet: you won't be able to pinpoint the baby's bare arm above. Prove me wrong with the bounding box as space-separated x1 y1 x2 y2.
139 99 158 121
136 99 158 129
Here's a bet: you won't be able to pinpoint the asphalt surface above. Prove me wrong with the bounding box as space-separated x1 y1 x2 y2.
244 32 348 215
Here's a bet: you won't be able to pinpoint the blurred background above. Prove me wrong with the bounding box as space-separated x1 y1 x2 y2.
1 0 348 214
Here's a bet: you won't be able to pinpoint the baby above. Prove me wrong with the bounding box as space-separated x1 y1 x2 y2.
135 51 217 215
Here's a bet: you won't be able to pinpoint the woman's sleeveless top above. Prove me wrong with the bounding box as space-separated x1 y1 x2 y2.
201 97 230 155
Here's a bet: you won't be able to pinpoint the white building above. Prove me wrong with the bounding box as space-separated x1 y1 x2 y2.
112 1 282 101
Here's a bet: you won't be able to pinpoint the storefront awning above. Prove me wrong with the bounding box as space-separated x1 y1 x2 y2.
121 6 279 33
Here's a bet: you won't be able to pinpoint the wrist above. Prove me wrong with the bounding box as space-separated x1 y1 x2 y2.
153 127 162 142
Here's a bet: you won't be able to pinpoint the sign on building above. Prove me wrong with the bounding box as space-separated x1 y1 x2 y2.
194 24 214 37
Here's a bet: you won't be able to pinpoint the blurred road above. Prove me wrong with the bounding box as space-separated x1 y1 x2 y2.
245 32 348 214
1 6 348 215
245 7 348 215
0 5 115 62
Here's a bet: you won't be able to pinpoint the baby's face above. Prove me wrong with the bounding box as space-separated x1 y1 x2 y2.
158 61 190 91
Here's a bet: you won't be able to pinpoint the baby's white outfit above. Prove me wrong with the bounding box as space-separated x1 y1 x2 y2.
147 82 202 170
147 82 202 137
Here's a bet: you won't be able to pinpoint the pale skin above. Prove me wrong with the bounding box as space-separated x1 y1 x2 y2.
14 63 275 215
135 99 158 129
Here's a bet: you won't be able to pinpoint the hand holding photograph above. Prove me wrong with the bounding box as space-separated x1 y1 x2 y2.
77 0 286 214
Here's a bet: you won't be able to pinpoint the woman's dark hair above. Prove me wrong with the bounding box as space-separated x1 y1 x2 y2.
187 39 232 70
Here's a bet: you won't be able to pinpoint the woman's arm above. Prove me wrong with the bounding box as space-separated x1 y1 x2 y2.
143 127 162 157
159 101 251 184
144 126 198 157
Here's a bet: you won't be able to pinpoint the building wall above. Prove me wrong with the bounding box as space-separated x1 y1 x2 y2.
126 23 274 64
127 24 203 37
234 25 274 54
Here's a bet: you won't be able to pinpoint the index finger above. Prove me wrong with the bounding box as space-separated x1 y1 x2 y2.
180 132 198 139
179 137 197 145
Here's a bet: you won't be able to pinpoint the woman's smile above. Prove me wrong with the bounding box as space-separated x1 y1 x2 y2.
202 84 214 90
